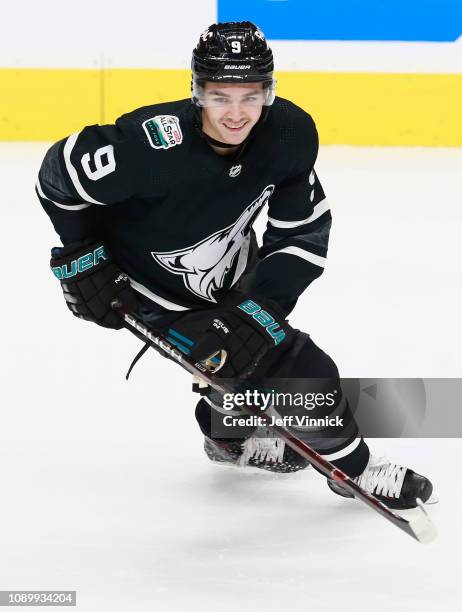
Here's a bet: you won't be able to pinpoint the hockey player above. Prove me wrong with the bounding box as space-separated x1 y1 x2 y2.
37 21 433 510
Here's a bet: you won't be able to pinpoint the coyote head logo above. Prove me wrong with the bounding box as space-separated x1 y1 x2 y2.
151 185 275 302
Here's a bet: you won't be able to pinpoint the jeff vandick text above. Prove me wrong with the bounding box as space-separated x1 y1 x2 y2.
223 415 344 427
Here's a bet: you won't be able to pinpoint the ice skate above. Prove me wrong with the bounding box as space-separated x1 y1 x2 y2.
327 455 435 509
204 433 310 473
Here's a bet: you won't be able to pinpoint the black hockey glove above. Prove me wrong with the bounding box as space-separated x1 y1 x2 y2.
189 296 291 379
50 241 138 329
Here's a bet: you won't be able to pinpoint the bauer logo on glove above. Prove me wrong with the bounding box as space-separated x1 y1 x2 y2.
50 241 138 330
51 245 108 280
237 299 286 346
189 295 291 379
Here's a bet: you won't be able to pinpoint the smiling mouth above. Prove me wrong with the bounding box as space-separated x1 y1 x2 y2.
222 121 248 132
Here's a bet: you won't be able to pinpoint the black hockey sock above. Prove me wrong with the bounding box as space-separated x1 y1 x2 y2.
331 438 370 478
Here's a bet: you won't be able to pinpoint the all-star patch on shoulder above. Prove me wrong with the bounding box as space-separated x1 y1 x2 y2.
142 115 183 150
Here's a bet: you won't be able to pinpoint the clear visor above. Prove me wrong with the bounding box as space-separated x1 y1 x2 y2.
192 79 276 108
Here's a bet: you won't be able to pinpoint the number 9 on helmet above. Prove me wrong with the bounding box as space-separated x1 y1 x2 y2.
191 21 276 108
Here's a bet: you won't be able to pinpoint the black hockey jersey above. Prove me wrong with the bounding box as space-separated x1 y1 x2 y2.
37 97 331 315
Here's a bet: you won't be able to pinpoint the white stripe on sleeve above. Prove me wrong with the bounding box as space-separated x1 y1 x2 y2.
63 133 107 206
268 197 330 229
263 245 326 268
36 178 91 211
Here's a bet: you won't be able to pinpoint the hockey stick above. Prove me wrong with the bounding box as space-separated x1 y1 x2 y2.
113 303 436 544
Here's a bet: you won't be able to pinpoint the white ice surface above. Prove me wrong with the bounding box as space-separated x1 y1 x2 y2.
0 144 461 611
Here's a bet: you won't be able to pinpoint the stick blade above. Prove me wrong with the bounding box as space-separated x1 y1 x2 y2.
406 498 437 544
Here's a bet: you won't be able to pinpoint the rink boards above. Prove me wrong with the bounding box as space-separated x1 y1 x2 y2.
0 67 461 145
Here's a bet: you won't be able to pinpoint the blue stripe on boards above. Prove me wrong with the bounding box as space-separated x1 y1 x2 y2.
217 0 462 42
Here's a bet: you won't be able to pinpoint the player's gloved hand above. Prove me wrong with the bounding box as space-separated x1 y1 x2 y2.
189 296 291 378
50 241 138 329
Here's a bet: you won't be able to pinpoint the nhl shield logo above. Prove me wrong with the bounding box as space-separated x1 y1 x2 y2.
229 164 242 178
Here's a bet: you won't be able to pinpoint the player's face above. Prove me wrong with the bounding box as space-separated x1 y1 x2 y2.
201 82 264 145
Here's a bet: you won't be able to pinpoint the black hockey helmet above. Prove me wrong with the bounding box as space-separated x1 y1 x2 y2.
191 21 276 106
